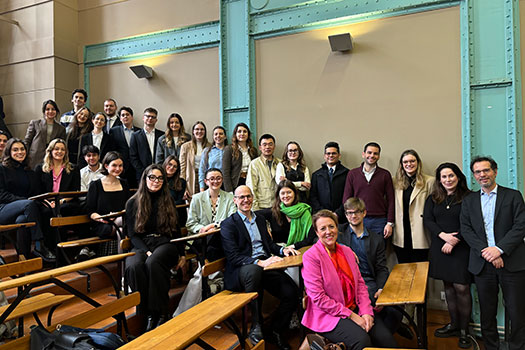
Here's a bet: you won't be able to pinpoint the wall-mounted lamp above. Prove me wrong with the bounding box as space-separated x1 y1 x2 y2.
130 65 154 79
328 33 353 52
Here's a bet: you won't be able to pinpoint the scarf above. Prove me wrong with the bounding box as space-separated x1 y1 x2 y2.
326 244 356 311
280 202 312 245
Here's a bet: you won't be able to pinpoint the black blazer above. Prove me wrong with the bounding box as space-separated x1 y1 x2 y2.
35 164 81 193
309 162 349 219
0 164 41 204
109 125 139 167
220 212 283 291
337 223 389 296
105 117 122 134
129 128 163 180
78 132 115 168
460 186 525 274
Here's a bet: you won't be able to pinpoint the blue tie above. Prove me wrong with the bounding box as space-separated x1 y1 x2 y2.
329 167 334 182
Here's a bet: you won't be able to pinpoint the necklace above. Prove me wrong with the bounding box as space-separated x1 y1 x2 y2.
444 195 454 210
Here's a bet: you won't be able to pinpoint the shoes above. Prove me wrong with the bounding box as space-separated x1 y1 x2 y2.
146 314 159 332
458 329 472 349
269 331 291 350
248 324 263 346
77 247 96 262
156 314 169 328
33 246 56 262
434 323 460 338
396 322 414 340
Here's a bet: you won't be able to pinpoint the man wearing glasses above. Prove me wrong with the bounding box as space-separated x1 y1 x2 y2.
129 107 163 182
221 185 298 350
310 141 349 220
461 156 525 350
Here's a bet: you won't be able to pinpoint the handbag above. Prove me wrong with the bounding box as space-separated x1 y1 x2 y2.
298 334 346 350
30 324 126 350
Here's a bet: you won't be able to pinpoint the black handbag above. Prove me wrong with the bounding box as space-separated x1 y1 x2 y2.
30 324 125 350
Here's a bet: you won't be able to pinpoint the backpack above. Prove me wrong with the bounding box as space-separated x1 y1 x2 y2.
30 324 126 350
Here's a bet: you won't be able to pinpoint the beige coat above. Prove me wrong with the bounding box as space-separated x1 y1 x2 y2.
393 174 434 249
179 141 197 197
246 155 280 210
24 118 66 169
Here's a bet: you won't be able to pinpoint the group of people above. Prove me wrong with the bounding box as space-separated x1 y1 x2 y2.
0 87 521 350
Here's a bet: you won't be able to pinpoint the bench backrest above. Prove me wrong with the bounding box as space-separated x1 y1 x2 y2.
0 258 42 279
50 215 91 227
0 292 140 350
202 258 225 278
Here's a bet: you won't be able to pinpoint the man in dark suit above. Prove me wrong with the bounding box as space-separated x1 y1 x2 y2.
460 156 525 350
338 198 406 342
220 185 299 350
129 107 163 183
309 141 349 220
110 106 139 187
103 98 121 133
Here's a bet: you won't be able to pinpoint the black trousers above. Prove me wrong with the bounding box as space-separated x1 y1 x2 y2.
0 199 44 258
320 316 397 350
474 263 525 350
125 243 180 315
238 264 298 331
394 246 428 263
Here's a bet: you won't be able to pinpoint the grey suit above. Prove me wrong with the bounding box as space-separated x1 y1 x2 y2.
24 119 66 169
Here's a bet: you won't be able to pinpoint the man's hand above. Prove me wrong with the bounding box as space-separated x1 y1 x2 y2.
175 255 186 270
482 246 502 262
257 255 283 268
492 256 504 269
283 247 299 257
383 224 393 239
441 242 454 254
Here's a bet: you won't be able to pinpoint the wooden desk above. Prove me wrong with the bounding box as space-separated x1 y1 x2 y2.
119 290 257 350
29 191 87 216
376 262 429 349
0 253 134 329
264 245 310 271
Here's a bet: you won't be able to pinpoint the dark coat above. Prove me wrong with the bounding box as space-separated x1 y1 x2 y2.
129 129 163 181
0 164 41 204
309 162 349 218
78 132 115 168
35 164 81 193
220 212 283 290
222 145 258 192
337 223 389 295
460 186 525 274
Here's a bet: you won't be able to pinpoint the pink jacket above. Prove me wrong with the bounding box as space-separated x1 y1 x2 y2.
301 240 373 332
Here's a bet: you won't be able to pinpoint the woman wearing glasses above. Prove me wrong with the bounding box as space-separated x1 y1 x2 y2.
392 149 434 263
275 141 310 202
125 164 185 332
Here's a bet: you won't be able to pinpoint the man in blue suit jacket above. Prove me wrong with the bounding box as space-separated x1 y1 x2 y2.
129 107 163 182
221 185 298 350
110 106 139 187
461 156 525 350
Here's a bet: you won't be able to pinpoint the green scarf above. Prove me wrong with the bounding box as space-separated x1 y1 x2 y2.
280 202 312 245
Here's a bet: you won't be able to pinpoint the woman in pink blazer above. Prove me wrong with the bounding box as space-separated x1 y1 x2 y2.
302 210 397 350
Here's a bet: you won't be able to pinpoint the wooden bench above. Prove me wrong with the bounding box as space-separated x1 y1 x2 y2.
0 292 140 350
0 258 74 336
375 262 429 349
118 290 258 350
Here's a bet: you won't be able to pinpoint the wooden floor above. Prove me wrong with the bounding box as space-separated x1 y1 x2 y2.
0 244 487 349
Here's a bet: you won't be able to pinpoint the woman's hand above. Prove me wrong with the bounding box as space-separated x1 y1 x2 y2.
146 251 152 257
90 213 108 224
438 232 460 246
349 312 367 330
44 199 56 209
441 242 454 254
362 314 374 332
301 182 311 190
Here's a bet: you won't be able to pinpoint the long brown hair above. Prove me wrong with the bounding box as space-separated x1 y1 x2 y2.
163 155 183 191
431 162 471 204
2 138 29 169
281 141 305 172
164 113 189 148
67 107 93 140
230 122 257 159
132 164 178 235
190 121 211 154
394 149 425 190
271 180 299 226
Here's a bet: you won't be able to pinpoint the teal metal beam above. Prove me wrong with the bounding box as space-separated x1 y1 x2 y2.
461 0 522 190
250 0 460 39
220 0 256 136
83 21 220 67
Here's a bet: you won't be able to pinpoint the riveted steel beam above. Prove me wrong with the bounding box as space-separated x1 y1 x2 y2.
250 0 460 38
84 21 220 67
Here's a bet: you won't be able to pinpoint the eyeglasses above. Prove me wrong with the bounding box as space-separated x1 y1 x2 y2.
147 175 164 182
206 176 223 182
473 168 492 176
345 210 363 216
235 194 253 200
144 114 157 119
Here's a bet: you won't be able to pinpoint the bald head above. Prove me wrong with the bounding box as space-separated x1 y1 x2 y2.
233 186 254 215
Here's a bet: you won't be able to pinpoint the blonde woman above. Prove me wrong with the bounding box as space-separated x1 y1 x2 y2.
35 138 81 215
179 121 211 197
155 113 191 163
393 149 434 263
